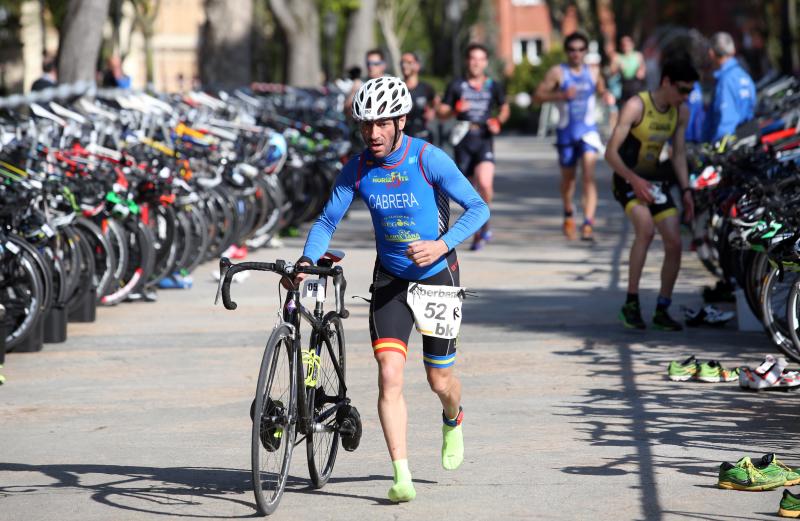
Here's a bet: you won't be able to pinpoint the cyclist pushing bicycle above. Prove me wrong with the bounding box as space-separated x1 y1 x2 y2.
295 76 489 502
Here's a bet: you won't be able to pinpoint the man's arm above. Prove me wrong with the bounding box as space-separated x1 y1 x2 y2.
593 68 607 97
437 81 458 119
406 146 489 266
604 96 654 204
635 52 646 80
426 147 489 249
671 104 694 220
533 65 566 104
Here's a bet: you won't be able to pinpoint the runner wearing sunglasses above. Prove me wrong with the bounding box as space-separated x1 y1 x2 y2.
604 58 699 331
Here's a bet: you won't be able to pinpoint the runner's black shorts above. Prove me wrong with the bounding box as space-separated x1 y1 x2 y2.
454 131 494 178
612 173 678 222
369 250 460 368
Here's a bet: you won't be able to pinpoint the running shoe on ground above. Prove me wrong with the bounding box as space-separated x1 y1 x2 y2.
779 489 800 518
652 309 683 331
619 301 646 329
683 305 735 327
718 456 786 491
739 355 792 390
667 355 698 381
581 223 594 241
696 360 739 383
755 454 800 486
563 217 577 240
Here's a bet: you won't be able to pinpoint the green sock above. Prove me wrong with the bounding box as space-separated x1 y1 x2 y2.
387 459 416 502
442 420 464 470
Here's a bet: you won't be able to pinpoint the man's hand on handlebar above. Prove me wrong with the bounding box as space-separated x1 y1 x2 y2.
284 258 311 290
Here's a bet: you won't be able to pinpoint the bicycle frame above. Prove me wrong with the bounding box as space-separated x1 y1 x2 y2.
216 256 350 439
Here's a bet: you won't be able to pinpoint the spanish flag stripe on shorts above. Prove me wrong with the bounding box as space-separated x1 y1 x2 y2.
372 337 408 359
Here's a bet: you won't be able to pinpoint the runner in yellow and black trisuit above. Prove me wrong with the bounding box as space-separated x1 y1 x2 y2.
605 58 699 331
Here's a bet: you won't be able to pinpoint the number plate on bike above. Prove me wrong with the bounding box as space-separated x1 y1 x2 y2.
302 279 326 301
406 283 465 339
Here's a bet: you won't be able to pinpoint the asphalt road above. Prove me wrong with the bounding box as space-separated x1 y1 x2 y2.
1 136 796 521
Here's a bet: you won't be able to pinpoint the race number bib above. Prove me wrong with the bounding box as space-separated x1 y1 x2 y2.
406 283 465 339
302 278 326 303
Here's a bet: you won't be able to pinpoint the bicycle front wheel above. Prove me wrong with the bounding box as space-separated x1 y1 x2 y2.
306 316 346 488
252 324 297 515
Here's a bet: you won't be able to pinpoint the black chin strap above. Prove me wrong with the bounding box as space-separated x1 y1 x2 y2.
392 118 402 149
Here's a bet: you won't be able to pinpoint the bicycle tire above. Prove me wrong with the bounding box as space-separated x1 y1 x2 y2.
3 246 46 351
74 217 116 300
760 266 800 351
252 324 297 516
306 315 345 488
786 280 800 363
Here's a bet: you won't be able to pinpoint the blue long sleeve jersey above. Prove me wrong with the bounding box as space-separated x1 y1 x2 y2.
303 135 490 280
704 58 755 143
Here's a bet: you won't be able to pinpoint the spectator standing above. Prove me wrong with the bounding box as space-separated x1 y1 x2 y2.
612 35 646 107
400 52 438 142
346 49 388 115
102 55 132 89
704 32 756 143
31 55 57 91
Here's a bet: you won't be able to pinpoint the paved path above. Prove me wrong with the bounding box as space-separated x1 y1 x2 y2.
1 137 796 521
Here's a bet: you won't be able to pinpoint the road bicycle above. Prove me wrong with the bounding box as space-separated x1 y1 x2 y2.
215 250 362 515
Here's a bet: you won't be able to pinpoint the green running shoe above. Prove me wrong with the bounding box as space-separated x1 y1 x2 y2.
652 309 683 331
779 489 800 518
755 454 800 486
696 360 740 383
619 301 646 329
718 456 786 491
668 355 698 381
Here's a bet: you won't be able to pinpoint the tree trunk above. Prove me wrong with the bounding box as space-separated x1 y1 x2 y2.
200 0 253 90
377 2 401 75
268 0 321 86
343 0 377 73
58 0 111 83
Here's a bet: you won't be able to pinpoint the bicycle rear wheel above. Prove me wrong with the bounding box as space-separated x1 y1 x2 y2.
306 316 346 488
252 324 297 515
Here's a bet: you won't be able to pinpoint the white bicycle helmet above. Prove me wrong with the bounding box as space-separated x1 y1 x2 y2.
352 76 412 121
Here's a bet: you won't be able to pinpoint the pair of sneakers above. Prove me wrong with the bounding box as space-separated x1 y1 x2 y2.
620 300 683 331
667 355 739 382
739 355 800 391
718 453 800 491
563 217 594 241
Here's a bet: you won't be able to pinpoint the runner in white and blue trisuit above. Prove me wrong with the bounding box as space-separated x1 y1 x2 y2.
295 76 489 503
535 32 607 241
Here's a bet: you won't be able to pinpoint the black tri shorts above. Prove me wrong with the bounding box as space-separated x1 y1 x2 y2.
612 173 679 223
454 131 495 178
369 251 460 369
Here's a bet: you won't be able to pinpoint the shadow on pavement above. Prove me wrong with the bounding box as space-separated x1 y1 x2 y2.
0 462 400 516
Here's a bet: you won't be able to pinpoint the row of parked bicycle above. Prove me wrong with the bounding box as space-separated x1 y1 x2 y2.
0 83 353 358
688 74 800 362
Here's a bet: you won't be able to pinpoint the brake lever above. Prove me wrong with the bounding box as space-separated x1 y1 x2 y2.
214 257 232 306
